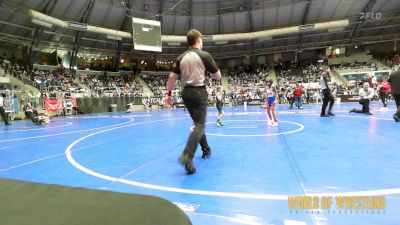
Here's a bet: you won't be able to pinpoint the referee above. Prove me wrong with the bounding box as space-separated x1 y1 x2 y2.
320 69 335 117
389 68 400 122
167 29 221 174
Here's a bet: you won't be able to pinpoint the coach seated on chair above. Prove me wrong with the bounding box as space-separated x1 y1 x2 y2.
24 103 40 124
0 93 11 125
349 82 374 115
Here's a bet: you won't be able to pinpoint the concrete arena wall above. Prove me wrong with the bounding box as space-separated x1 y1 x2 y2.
76 96 163 114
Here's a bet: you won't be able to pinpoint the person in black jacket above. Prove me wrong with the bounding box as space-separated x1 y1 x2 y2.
388 70 400 122
166 29 221 174
0 94 11 125
319 69 335 117
24 103 49 125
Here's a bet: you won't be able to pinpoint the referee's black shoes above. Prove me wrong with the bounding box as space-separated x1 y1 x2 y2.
201 148 211 159
178 153 196 175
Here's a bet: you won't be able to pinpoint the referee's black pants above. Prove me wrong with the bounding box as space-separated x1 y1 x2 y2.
321 89 335 115
182 86 210 159
0 106 9 124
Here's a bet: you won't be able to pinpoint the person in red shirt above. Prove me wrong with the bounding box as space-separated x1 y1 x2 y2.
379 77 391 109
293 83 303 109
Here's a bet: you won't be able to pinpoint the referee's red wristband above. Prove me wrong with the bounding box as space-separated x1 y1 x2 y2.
167 90 172 96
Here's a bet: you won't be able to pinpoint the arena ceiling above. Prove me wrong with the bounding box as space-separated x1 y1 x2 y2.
0 0 400 59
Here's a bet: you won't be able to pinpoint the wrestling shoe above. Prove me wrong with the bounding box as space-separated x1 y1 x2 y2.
5 122 11 125
201 148 212 159
328 113 335 116
268 120 273 126
394 115 400 122
272 121 278 127
216 121 221 127
349 109 356 113
178 153 196 174
320 114 329 117
365 112 373 115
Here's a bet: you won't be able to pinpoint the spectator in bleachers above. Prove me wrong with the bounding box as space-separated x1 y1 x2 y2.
79 73 143 97
226 67 270 105
330 60 376 71
276 64 322 104
373 52 400 70
142 75 184 98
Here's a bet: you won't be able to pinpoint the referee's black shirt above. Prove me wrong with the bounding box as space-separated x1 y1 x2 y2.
389 70 400 94
172 48 219 87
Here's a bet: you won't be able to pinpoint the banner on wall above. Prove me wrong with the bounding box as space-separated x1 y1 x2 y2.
44 98 77 112
44 98 60 112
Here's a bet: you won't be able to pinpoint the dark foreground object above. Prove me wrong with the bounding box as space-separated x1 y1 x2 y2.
0 178 192 225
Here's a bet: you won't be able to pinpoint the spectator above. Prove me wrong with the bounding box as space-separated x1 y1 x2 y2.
294 83 303 109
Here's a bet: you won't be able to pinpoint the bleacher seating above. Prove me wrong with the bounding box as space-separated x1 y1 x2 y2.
79 73 143 97
226 67 271 100
373 53 400 70
141 74 186 97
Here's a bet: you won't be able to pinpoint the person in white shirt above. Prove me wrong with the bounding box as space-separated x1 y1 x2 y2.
349 82 375 115
126 103 135 113
265 80 279 127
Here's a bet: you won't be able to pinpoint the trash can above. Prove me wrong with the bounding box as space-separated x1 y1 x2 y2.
110 104 117 112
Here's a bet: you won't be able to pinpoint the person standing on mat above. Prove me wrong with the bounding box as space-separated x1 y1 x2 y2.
388 69 400 122
166 29 221 174
265 80 279 127
294 83 303 109
286 86 295 109
349 82 374 115
378 77 391 110
215 86 224 127
0 94 11 125
320 69 335 117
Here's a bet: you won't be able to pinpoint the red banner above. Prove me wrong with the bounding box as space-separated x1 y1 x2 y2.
44 98 76 113
71 98 76 107
44 98 61 112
